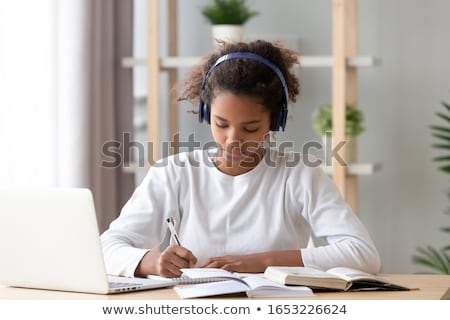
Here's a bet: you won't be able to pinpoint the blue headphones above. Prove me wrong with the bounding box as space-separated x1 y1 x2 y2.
198 52 289 131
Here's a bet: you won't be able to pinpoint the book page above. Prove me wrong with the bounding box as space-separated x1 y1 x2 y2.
244 276 313 294
174 280 249 299
180 268 239 279
326 267 379 282
173 276 314 299
244 276 286 290
284 267 341 278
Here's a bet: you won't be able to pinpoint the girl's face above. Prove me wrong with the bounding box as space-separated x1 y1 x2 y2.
209 91 271 176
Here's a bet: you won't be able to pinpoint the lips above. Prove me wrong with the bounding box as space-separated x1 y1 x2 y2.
220 143 262 160
227 150 245 158
226 149 245 159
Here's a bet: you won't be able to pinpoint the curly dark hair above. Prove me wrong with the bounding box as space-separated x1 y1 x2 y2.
177 40 300 122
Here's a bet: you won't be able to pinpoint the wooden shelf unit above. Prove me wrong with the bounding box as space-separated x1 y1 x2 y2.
139 0 376 213
122 55 377 69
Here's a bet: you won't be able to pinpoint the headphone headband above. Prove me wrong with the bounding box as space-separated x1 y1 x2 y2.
198 52 289 131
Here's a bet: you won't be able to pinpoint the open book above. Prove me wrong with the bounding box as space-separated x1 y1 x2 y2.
173 268 314 298
264 266 411 292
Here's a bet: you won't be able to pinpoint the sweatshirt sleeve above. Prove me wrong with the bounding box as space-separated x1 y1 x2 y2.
299 165 381 274
100 161 180 277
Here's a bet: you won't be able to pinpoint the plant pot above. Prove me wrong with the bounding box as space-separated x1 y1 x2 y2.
211 25 243 46
322 135 356 164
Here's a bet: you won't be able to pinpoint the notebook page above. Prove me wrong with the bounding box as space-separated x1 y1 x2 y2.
243 276 314 297
174 280 249 299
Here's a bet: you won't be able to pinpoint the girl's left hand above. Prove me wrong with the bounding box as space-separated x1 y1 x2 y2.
196 250 303 273
196 254 266 273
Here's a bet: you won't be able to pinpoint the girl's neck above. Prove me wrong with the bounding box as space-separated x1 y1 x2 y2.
213 148 265 176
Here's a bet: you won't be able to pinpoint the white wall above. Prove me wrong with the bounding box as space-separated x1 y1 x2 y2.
355 0 450 273
134 0 450 273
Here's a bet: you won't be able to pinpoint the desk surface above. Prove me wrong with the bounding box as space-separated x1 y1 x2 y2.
1 274 449 300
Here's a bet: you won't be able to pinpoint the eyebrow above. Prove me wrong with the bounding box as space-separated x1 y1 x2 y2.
214 115 262 125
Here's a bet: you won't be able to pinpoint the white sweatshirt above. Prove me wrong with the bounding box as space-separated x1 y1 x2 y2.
101 149 380 277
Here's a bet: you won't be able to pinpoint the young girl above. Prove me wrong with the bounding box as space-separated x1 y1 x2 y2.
101 40 380 278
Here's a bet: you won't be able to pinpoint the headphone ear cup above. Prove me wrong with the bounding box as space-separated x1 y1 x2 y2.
270 114 278 132
198 99 210 124
198 100 204 123
279 107 287 131
204 103 211 124
270 106 287 131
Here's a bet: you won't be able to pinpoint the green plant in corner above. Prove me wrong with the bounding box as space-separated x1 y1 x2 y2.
412 99 450 274
201 0 259 25
312 104 365 138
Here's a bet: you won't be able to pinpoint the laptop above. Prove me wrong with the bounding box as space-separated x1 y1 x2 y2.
0 188 174 294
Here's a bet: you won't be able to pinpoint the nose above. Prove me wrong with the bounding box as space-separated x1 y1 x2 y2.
226 127 242 146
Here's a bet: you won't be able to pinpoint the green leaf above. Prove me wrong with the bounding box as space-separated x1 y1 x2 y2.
431 125 450 134
312 104 364 137
411 255 443 274
201 0 258 25
440 226 450 233
432 143 450 150
414 247 432 260
442 100 450 113
432 155 450 162
432 133 450 142
443 250 450 263
426 246 450 273
436 112 450 123
437 165 450 174
413 246 450 274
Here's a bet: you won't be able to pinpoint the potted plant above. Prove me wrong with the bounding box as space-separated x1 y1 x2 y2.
312 104 365 162
201 0 259 45
412 99 450 274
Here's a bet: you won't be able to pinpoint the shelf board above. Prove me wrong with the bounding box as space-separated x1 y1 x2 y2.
322 162 382 175
122 55 378 69
123 161 382 175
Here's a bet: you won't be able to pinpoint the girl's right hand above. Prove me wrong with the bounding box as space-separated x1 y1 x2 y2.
157 244 198 277
135 245 197 278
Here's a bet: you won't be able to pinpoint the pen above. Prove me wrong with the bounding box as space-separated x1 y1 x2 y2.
166 217 181 246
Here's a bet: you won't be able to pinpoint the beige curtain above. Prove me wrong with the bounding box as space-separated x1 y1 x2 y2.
56 0 134 232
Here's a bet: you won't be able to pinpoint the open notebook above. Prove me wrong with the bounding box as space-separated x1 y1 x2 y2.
0 188 174 294
166 268 314 298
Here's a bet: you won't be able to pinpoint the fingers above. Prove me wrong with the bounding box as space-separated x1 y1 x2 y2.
158 244 197 278
197 256 240 271
197 259 223 269
170 245 197 267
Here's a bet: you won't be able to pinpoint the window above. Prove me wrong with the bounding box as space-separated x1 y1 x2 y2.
0 0 57 186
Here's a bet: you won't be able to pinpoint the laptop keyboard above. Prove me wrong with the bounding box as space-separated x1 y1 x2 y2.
109 281 143 289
